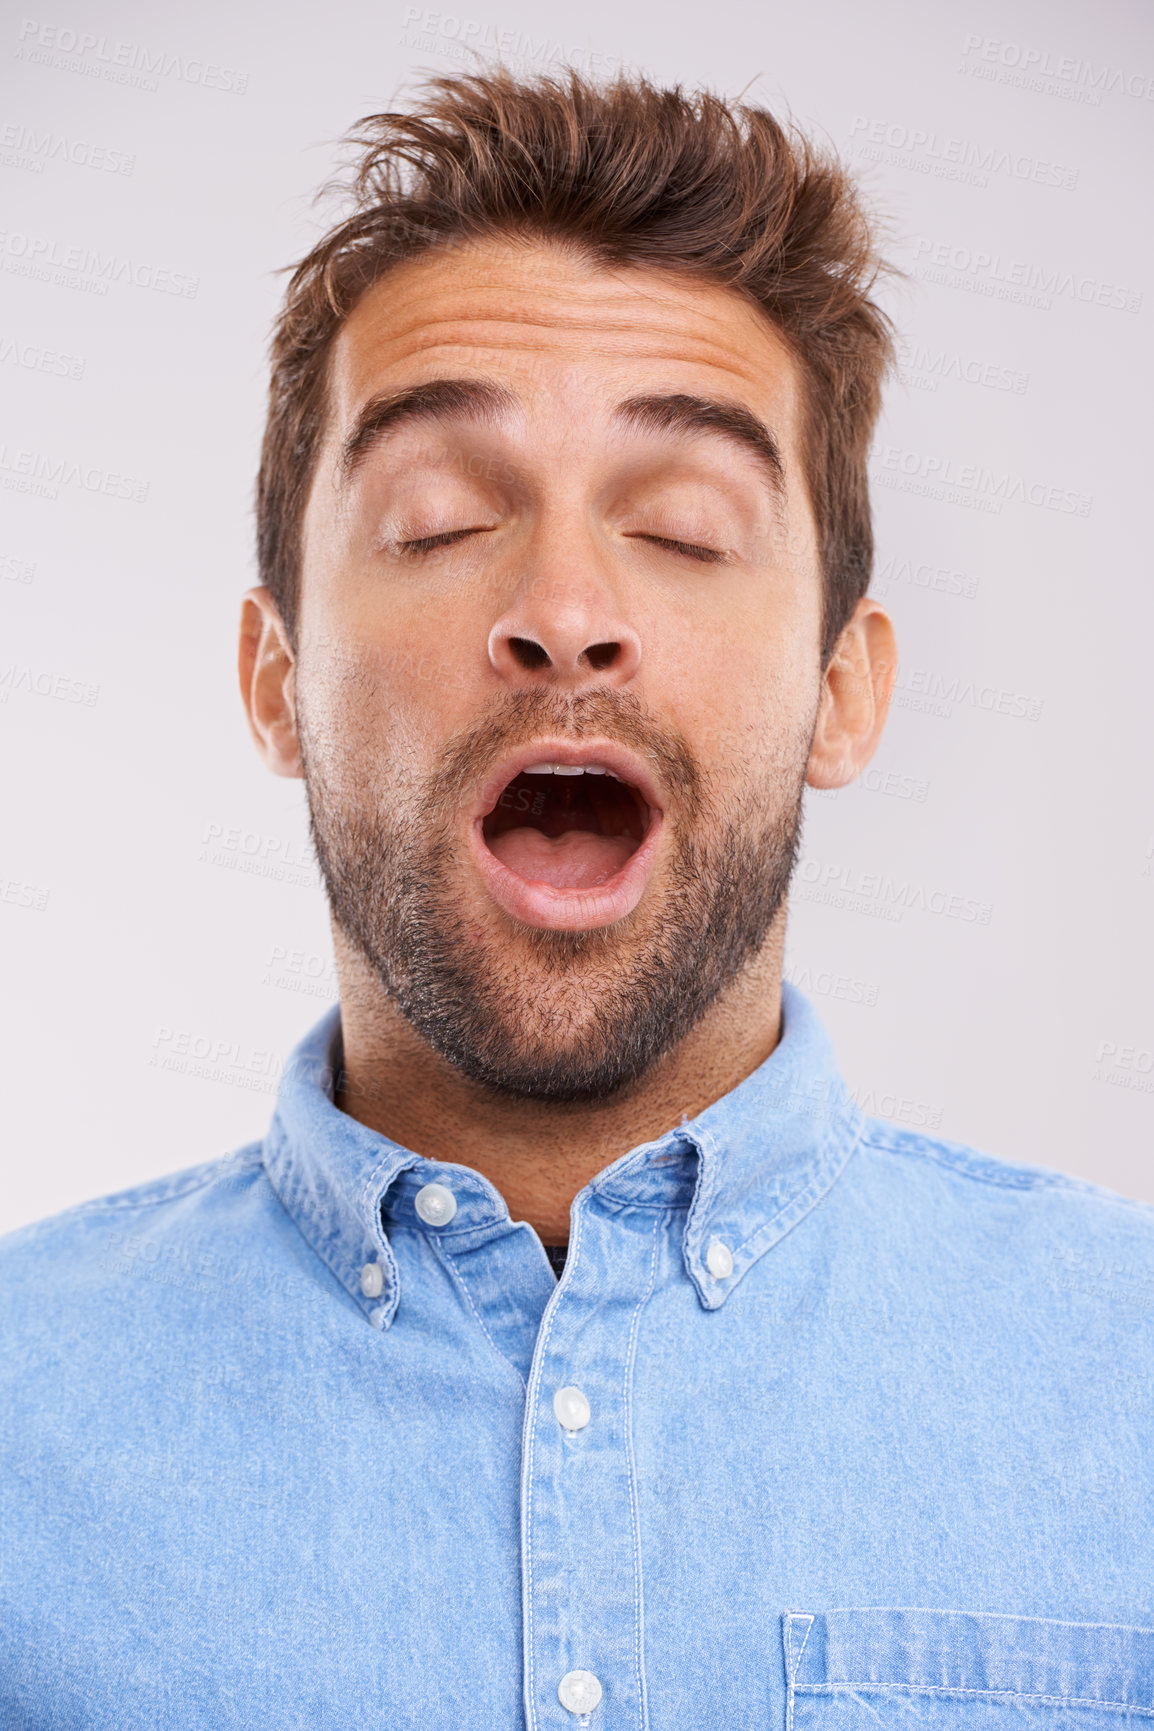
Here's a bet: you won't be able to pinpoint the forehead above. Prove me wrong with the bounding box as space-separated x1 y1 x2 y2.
325 237 805 448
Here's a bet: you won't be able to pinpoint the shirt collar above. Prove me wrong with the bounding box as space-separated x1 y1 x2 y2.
261 981 863 1327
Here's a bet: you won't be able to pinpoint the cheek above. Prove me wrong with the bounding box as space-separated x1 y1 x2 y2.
308 558 494 702
297 643 429 791
650 606 818 776
681 637 827 785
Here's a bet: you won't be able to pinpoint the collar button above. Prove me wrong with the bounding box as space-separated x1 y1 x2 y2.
706 1239 734 1280
360 1261 385 1298
415 1181 458 1227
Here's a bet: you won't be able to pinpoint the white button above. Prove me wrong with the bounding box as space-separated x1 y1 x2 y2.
553 1385 591 1432
706 1239 734 1280
360 1261 384 1298
558 1670 602 1714
414 1181 457 1227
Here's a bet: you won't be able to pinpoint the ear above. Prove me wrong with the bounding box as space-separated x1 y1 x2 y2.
238 587 303 779
806 596 897 790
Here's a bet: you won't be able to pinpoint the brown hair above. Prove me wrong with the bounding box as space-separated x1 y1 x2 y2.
257 69 894 660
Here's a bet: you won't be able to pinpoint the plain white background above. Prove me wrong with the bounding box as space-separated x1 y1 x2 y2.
1 0 1151 1233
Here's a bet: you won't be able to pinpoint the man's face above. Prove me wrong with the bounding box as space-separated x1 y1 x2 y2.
293 238 826 1100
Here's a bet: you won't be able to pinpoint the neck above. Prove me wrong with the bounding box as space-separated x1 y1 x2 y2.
332 917 787 1246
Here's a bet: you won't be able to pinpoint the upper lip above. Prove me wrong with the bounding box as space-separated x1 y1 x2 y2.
471 739 665 825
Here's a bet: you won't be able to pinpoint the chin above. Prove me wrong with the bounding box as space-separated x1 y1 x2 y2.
398 951 664 1102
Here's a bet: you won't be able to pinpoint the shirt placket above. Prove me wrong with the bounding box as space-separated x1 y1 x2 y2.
521 1193 662 1730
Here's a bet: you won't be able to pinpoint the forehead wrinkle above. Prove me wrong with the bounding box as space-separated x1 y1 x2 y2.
342 328 796 421
340 260 795 383
350 302 782 358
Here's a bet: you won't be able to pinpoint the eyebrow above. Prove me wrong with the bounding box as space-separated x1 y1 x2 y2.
614 393 786 501
340 377 517 479
340 377 786 503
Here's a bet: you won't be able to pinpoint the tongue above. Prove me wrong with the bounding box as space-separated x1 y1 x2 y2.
488 826 636 889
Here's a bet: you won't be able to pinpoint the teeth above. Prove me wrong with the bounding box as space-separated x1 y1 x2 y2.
522 762 615 777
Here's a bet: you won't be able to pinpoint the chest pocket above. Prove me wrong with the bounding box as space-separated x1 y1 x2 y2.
783 1607 1154 1728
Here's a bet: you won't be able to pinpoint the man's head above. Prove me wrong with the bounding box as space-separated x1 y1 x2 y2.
240 70 897 1102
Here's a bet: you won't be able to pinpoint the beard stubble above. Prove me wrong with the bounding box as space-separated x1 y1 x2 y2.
299 686 809 1104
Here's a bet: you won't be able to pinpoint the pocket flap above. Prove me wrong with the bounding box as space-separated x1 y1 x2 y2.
783 1607 1154 1719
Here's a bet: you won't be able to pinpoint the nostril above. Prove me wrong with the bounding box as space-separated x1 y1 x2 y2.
509 637 551 671
582 642 620 672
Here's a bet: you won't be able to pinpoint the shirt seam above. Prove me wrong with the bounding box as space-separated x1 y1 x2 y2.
625 1215 660 1731
431 1235 528 1396
583 1193 695 1215
793 1683 1154 1712
261 1130 414 1325
783 1614 814 1731
859 1130 1154 1213
793 1613 815 1678
6 1148 263 1235
815 1606 1154 1632
725 1103 863 1267
522 1198 587 1731
253 1155 395 1323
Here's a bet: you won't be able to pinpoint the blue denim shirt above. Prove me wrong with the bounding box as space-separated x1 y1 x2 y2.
3 983 1154 1728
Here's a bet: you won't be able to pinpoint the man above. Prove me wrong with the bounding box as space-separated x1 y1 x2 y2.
3 68 1153 1730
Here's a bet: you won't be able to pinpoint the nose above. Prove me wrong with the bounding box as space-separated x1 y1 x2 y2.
488 569 642 688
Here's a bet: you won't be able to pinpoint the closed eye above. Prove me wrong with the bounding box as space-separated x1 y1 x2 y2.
396 527 724 562
397 526 491 556
628 533 727 564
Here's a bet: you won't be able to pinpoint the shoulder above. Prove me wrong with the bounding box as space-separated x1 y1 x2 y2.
0 1142 267 1245
0 1144 275 1315
857 1116 1153 1214
852 1117 1154 1269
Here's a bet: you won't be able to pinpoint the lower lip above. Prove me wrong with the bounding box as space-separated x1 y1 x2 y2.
468 809 664 931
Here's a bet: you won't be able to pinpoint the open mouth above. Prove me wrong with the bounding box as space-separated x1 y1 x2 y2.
470 745 664 931
483 764 648 889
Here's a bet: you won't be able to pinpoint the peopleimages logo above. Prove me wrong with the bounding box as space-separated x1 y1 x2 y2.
782 963 880 1008
794 857 994 926
197 821 321 891
0 551 36 583
0 444 147 502
262 943 338 1003
960 34 1154 104
893 667 1043 723
896 340 1028 397
1091 1040 1154 1096
850 1085 943 1132
0 662 99 705
398 5 623 77
0 875 50 911
873 554 979 601
871 445 1092 519
15 19 249 93
0 333 85 380
849 116 1078 191
0 121 135 175
149 1027 283 1095
0 229 198 299
910 236 1142 315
